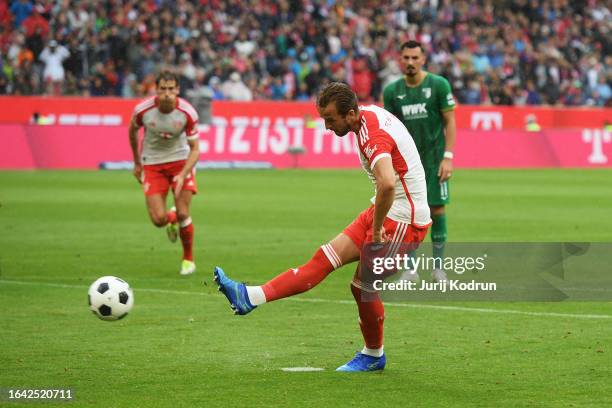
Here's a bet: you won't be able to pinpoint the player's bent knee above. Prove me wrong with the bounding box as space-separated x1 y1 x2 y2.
150 213 167 227
430 205 445 216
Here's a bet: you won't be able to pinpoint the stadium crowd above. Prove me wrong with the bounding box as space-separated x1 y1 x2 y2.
0 0 610 106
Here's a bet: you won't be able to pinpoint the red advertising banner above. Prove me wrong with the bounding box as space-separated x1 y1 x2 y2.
0 96 610 130
1 97 610 169
1 124 610 169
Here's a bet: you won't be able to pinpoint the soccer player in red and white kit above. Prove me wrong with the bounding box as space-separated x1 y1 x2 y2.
214 82 431 371
129 71 200 276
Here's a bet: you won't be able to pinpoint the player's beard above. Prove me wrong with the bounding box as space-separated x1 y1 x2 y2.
333 124 351 136
159 98 175 113
405 67 417 77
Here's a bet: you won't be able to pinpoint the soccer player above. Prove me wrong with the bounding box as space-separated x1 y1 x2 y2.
214 82 431 371
383 40 456 283
128 71 200 276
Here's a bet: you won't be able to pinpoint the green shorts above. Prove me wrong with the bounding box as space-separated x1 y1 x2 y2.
424 166 450 206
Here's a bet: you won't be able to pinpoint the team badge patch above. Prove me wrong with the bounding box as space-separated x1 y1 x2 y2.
423 88 431 98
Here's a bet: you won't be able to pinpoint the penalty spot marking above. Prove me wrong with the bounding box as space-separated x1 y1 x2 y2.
281 367 325 372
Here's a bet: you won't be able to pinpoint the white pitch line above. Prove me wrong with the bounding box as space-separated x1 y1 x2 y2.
288 297 612 319
1 279 611 320
281 367 325 372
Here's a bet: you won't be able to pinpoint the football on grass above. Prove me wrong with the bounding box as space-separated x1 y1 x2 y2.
88 276 134 321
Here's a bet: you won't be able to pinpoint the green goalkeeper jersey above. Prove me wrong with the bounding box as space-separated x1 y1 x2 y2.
383 72 455 167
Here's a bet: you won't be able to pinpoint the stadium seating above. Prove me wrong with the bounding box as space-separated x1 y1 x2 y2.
0 0 610 106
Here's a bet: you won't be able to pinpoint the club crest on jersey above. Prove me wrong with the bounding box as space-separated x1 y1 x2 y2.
364 144 378 160
173 120 183 129
423 88 431 98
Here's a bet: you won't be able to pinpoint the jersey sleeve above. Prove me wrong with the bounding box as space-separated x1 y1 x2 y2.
132 97 156 128
363 130 395 169
437 77 456 112
184 112 199 140
178 99 200 141
132 108 144 128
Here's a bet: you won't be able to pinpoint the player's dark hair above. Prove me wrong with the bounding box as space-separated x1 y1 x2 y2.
155 71 179 86
400 40 425 54
316 82 358 116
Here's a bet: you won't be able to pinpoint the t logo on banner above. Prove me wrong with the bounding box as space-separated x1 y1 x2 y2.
582 128 611 164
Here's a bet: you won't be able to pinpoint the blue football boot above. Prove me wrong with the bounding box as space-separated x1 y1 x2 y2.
213 266 256 315
336 352 386 372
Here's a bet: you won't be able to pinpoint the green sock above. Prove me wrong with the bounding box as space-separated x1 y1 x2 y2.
431 214 447 261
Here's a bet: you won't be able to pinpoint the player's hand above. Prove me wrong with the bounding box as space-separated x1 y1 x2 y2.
133 163 143 184
372 227 389 243
173 173 185 197
438 158 453 182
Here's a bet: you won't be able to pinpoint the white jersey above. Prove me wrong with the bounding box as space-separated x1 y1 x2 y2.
132 97 199 165
40 46 70 81
355 104 431 226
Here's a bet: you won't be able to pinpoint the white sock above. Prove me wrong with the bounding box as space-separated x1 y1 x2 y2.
361 346 384 358
179 217 192 228
246 286 267 306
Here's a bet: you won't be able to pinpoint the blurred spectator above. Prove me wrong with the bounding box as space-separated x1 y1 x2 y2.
39 40 69 95
0 68 8 94
22 8 48 39
0 2 12 30
221 72 253 101
525 80 542 105
525 114 541 132
10 0 32 28
89 75 107 96
594 75 611 106
185 69 213 124
351 54 373 101
0 0 609 107
378 58 402 91
295 82 310 101
270 76 288 100
208 77 224 100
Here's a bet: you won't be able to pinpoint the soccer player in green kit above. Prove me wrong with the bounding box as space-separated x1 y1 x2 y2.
383 40 456 282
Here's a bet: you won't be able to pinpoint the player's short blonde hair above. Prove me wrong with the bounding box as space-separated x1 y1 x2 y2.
316 82 358 116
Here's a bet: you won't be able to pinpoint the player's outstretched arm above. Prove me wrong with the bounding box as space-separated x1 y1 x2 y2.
128 118 142 183
372 156 395 243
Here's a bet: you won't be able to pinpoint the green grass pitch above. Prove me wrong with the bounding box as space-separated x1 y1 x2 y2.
1 169 611 407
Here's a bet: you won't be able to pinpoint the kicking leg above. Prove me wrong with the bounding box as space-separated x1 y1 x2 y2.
258 232 359 302
214 233 360 315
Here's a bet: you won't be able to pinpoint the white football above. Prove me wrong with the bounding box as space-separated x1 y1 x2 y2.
88 276 134 321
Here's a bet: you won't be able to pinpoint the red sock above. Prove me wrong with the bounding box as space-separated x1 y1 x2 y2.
351 283 385 349
179 219 194 261
166 210 177 224
262 244 342 302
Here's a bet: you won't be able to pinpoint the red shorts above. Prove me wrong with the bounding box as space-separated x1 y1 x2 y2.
142 160 198 196
343 205 430 251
